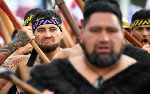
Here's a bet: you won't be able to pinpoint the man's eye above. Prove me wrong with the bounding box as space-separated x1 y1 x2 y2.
137 28 142 31
108 30 115 33
108 29 117 33
39 29 44 32
90 29 99 32
50 28 56 32
147 28 150 31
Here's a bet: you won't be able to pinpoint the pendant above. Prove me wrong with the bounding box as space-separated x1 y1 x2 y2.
98 76 103 88
93 76 103 89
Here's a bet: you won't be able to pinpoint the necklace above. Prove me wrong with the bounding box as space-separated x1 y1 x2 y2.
84 57 120 89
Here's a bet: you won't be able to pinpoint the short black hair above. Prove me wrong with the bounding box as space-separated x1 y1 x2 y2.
84 0 120 13
83 1 122 28
131 9 150 23
24 8 42 26
31 9 62 25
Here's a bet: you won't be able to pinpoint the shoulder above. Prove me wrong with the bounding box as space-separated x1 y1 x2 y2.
52 48 71 59
30 58 70 77
124 44 150 63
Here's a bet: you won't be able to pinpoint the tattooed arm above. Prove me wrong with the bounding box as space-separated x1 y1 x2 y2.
1 55 29 71
0 26 34 64
0 55 29 89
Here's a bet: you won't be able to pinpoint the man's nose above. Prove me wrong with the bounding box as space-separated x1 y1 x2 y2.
98 31 110 42
44 31 51 38
143 29 148 37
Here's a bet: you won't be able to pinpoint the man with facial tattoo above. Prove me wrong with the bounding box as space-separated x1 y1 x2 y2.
25 1 150 94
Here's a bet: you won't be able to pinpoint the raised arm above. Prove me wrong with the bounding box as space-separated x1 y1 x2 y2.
0 26 34 64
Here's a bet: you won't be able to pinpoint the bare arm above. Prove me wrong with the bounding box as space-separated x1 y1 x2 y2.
0 55 29 90
0 26 34 64
52 49 68 60
0 81 13 94
42 90 54 94
10 43 33 57
0 79 9 89
1 55 29 71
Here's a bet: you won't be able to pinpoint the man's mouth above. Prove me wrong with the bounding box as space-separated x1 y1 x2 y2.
96 46 110 53
43 39 53 43
143 39 149 45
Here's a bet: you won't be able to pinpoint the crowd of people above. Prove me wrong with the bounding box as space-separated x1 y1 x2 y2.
0 0 150 94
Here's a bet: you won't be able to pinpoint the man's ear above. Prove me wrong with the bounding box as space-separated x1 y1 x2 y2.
61 32 63 39
80 19 84 27
122 28 125 37
130 30 133 35
79 27 84 44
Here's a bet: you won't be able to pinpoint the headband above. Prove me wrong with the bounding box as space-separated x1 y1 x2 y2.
131 20 150 29
122 21 130 28
24 15 34 26
32 19 62 32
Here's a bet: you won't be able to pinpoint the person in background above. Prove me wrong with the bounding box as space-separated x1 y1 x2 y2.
131 9 150 53
122 16 131 45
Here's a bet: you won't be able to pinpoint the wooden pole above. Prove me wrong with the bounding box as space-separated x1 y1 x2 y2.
0 8 14 37
55 0 81 44
0 67 41 94
75 0 84 12
82 0 86 2
124 30 143 48
62 22 75 47
8 74 41 94
0 18 11 44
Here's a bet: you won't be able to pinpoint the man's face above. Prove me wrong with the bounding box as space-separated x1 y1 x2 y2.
34 21 62 52
81 12 123 67
131 25 150 45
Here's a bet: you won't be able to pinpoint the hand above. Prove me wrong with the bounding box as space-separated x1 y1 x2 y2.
142 44 150 53
16 26 35 47
42 90 54 94
13 43 33 55
20 26 35 41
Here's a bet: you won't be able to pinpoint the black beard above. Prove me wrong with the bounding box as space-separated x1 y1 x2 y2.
82 43 122 67
38 43 59 52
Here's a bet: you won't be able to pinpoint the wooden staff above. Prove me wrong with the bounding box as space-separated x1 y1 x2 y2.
62 22 75 47
0 42 2 47
82 0 86 2
75 0 84 12
0 17 11 44
0 8 14 37
0 0 50 63
55 0 81 44
0 24 6 45
0 67 41 94
124 30 143 48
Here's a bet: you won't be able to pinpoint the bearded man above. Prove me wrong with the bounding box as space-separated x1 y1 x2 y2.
31 9 63 63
